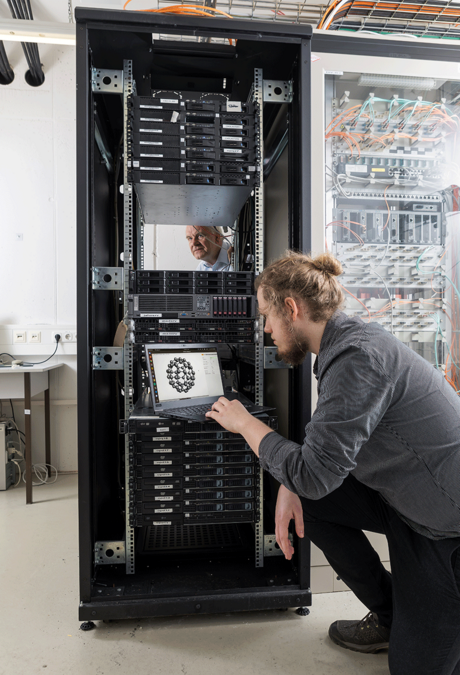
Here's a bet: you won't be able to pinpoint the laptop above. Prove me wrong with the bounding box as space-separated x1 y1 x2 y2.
145 344 274 422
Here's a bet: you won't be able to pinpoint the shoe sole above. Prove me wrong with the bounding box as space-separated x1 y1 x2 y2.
329 631 389 654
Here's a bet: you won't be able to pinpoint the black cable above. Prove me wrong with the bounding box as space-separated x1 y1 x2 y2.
0 42 14 84
7 0 44 85
9 400 16 423
22 0 43 84
21 337 60 366
7 0 37 79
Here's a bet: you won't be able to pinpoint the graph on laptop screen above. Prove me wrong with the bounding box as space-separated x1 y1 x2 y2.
147 347 224 404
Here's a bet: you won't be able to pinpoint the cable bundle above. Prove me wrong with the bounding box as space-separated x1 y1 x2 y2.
0 42 14 85
318 0 460 32
123 2 235 44
6 0 44 87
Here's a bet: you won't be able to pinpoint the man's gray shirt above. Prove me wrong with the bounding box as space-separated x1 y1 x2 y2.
259 311 460 539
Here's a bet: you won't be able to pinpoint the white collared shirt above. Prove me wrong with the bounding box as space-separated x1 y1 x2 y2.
195 243 233 271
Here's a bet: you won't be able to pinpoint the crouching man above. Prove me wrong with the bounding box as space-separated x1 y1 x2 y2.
206 249 460 675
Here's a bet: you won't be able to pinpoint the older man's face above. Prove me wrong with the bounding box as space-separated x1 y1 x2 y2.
185 226 222 264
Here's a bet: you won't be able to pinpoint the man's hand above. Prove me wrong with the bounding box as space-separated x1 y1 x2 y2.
205 397 252 434
275 484 304 560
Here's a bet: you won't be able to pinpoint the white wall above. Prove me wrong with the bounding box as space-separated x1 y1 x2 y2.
0 40 77 471
144 225 199 271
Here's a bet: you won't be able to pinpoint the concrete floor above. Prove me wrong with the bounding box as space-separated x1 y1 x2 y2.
1 475 390 675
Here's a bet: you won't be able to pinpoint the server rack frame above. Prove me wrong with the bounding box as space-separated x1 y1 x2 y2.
77 8 312 622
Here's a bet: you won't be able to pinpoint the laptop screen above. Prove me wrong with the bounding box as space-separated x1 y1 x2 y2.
146 345 224 407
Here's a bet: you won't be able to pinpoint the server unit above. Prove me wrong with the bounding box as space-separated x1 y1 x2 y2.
311 34 460 380
0 423 15 491
77 9 312 623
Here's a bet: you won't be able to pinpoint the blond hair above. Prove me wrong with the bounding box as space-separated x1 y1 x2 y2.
255 250 344 323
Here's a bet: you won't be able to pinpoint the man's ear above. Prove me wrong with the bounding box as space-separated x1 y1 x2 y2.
284 297 300 321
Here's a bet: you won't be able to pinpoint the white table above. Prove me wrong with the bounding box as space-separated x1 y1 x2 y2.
0 363 63 503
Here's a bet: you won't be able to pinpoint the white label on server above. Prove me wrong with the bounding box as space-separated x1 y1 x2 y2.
222 136 242 141
140 141 163 145
155 496 174 501
346 164 367 174
140 105 162 109
154 508 173 513
140 129 163 133
159 319 179 324
154 472 172 477
224 148 243 154
141 180 164 183
223 124 243 129
226 101 242 112
157 427 169 432
152 521 171 525
133 160 140 167
140 117 163 122
141 166 163 171
161 98 179 103
155 484 173 489
140 153 164 158
160 332 180 336
153 448 172 453
140 313 162 317
153 460 172 465
153 437 172 441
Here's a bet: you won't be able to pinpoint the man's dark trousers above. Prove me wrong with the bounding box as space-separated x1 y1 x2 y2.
300 474 460 675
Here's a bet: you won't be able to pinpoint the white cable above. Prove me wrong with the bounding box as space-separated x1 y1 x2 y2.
11 460 22 487
324 0 349 29
372 268 394 335
22 463 58 486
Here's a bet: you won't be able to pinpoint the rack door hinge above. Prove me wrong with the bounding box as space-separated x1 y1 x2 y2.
91 68 123 93
264 347 293 369
94 541 126 565
92 267 124 290
264 534 293 556
263 80 293 103
92 347 124 370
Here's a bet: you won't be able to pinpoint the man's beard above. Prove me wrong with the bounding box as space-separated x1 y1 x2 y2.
277 324 310 366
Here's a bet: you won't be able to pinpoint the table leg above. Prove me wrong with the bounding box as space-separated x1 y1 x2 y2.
45 372 51 476
24 372 32 504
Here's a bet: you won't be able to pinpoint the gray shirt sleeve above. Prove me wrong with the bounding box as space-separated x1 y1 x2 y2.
258 346 395 500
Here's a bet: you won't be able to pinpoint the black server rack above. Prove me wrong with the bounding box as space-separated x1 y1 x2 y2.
77 8 312 623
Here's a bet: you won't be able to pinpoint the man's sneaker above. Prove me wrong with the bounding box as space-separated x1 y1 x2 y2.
328 611 390 654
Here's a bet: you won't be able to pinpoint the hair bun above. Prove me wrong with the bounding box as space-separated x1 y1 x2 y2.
311 253 342 277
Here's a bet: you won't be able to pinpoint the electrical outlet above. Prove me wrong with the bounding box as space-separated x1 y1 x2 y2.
13 331 26 343
29 331 41 343
54 330 77 343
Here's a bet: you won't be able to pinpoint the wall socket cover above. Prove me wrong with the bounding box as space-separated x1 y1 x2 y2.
54 330 77 343
13 331 26 343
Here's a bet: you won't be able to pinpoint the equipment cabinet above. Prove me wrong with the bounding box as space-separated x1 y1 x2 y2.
76 7 312 622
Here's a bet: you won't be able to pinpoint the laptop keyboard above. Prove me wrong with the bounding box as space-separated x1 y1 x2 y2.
166 402 252 416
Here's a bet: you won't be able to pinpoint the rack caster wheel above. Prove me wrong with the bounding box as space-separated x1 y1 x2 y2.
296 607 310 616
80 621 96 631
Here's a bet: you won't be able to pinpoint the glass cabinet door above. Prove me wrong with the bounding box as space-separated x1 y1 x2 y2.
313 50 460 389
